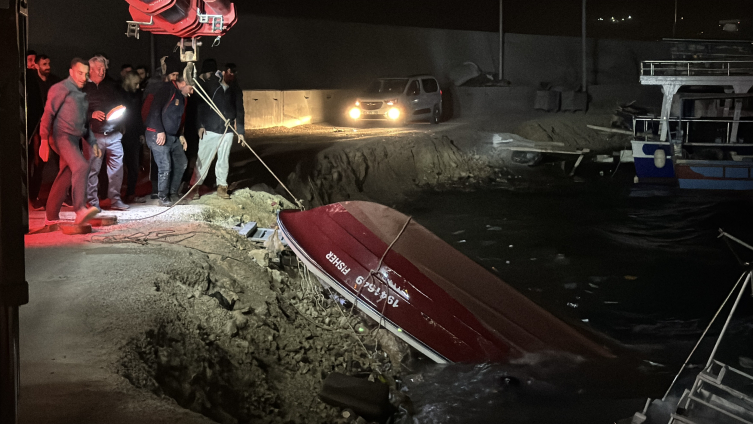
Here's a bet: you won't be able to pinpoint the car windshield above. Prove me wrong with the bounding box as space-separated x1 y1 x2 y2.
365 79 409 94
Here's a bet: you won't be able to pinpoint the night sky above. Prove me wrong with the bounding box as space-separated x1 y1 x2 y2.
244 0 753 41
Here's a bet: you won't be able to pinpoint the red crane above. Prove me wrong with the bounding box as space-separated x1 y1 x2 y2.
124 0 238 63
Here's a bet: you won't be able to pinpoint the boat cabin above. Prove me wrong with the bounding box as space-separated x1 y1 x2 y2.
632 60 753 189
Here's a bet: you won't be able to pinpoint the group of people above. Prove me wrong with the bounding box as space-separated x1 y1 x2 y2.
26 49 246 226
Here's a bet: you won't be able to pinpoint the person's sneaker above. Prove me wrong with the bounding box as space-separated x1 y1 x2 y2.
110 199 130 211
217 185 231 199
124 195 147 204
44 218 60 226
31 199 46 211
74 206 99 225
150 194 159 200
158 197 173 207
87 203 102 213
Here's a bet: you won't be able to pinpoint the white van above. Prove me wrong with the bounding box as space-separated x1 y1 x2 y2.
348 75 443 125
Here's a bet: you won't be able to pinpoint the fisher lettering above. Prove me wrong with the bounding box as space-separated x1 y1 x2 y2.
325 251 351 277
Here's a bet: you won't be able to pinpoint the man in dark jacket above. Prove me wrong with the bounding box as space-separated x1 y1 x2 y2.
120 71 146 204
84 55 129 211
27 53 61 210
40 58 101 226
190 61 245 200
144 61 192 207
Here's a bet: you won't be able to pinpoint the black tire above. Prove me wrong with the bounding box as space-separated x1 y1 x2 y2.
430 104 440 124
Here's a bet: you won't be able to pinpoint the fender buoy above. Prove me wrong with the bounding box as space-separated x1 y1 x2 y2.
654 149 667 169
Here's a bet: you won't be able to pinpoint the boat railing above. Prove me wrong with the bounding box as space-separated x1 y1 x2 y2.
641 60 753 77
633 115 753 145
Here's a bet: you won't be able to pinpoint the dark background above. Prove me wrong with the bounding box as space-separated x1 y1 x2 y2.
27 1 753 83
245 0 753 40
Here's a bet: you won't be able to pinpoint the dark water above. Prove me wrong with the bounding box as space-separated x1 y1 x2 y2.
393 177 753 423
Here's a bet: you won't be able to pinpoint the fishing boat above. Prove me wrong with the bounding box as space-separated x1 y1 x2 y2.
631 60 753 189
278 201 613 363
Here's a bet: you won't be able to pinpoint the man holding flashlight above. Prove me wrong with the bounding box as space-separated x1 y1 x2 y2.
40 58 101 226
84 54 129 211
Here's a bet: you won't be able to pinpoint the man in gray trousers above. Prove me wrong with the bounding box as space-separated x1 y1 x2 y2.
40 58 101 226
84 54 129 211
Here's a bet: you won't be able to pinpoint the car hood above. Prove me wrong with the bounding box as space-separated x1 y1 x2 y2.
357 92 402 101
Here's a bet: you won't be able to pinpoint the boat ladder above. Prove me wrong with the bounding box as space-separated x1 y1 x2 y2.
668 360 753 424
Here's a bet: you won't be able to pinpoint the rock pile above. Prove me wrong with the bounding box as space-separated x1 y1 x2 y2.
117 221 408 424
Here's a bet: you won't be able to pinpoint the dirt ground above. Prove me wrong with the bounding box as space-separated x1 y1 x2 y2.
23 191 410 424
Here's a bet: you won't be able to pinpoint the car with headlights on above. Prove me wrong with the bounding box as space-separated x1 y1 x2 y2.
348 75 442 125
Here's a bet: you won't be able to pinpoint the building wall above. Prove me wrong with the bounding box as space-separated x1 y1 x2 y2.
28 3 670 124
158 14 670 91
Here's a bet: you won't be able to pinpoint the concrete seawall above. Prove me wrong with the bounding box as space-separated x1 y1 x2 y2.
244 84 663 129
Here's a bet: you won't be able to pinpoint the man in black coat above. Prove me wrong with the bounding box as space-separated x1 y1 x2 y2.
27 53 61 210
144 59 192 207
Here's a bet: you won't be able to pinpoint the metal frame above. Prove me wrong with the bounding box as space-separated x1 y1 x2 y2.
0 1 30 423
642 61 753 77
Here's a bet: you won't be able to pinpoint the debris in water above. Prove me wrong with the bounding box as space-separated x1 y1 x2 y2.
604 301 619 304
452 230 465 235
563 283 577 290
624 275 638 281
505 261 510 264
588 283 600 288
530 258 537 261
554 253 570 265
581 319 589 323
740 357 753 369
509 245 514 248
567 302 579 308
487 226 502 231
457 240 466 243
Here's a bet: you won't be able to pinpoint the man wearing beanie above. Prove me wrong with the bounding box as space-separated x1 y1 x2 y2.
144 57 192 206
190 58 245 200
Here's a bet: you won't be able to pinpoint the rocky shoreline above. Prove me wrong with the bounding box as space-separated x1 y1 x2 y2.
112 194 410 424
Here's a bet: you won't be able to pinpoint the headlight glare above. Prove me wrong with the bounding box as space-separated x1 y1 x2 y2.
388 108 400 120
349 107 361 119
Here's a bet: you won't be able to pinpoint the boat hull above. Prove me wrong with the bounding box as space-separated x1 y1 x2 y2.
676 159 753 190
278 202 613 363
631 140 675 179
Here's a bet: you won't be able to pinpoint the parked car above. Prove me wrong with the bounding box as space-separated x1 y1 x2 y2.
348 75 443 125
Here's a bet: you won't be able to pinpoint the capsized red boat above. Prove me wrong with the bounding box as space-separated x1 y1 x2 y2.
278 202 613 363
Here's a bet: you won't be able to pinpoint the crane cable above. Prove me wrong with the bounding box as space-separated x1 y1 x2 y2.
127 70 304 222
191 77 305 210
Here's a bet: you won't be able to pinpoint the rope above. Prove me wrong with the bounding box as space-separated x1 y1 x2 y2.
126 72 303 222
191 80 305 210
127 122 229 222
350 216 412 314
